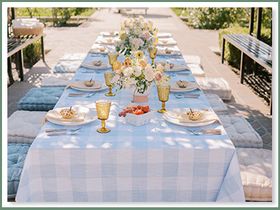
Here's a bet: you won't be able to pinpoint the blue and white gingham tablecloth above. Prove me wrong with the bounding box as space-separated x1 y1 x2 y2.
16 35 245 202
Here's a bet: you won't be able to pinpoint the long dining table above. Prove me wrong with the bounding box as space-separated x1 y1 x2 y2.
16 33 245 202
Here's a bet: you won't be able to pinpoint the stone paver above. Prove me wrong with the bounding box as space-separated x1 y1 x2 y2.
7 8 272 149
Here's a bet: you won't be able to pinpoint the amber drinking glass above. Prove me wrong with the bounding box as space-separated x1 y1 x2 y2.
148 47 157 66
104 71 115 97
108 52 119 67
96 100 111 133
157 84 170 113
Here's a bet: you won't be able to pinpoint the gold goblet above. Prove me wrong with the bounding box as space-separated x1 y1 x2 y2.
104 71 115 97
148 47 157 66
108 52 119 69
96 100 111 133
157 84 170 113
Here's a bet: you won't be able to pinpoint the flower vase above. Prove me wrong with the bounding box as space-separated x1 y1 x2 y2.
132 87 151 103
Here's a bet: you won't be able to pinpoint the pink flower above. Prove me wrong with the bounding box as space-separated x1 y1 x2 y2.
155 71 162 81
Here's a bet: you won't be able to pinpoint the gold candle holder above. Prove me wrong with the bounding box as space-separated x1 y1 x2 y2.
157 84 170 113
148 47 157 66
108 52 119 68
96 100 111 133
104 71 115 97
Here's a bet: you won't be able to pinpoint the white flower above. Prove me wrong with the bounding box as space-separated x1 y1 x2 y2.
156 63 164 72
128 77 137 85
133 66 142 77
144 65 155 82
123 67 134 77
130 37 144 51
123 77 136 88
111 74 120 84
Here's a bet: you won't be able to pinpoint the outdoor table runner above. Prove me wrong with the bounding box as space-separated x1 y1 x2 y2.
16 34 245 202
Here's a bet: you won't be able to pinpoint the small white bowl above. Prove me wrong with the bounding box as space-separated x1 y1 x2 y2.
125 111 154 126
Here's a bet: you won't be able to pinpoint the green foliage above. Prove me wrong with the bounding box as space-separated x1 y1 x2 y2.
23 40 41 68
171 8 184 16
16 8 95 26
173 7 272 33
183 8 249 29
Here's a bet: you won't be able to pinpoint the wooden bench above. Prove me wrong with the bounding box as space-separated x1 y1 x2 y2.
117 8 148 15
221 34 272 114
7 33 45 85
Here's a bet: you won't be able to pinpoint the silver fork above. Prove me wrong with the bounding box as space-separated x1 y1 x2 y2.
45 128 81 136
68 92 96 98
186 128 221 135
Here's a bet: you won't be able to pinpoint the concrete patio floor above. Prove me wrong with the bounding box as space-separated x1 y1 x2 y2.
7 8 272 150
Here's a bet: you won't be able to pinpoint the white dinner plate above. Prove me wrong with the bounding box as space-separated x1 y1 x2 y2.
163 108 217 127
170 82 199 92
70 84 108 92
46 106 97 126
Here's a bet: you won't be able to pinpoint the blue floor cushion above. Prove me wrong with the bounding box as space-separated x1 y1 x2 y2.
17 87 64 111
8 143 30 199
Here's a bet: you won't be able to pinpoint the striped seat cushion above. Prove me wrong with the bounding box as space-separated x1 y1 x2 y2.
8 143 30 199
218 115 263 148
8 111 46 144
205 94 228 112
236 148 272 201
17 87 64 111
196 77 232 101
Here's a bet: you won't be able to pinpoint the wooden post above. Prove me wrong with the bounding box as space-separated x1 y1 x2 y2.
270 85 272 115
249 8 255 35
240 52 244 84
11 8 15 20
41 36 45 62
221 38 225 64
15 50 24 81
256 8 263 39
7 57 14 85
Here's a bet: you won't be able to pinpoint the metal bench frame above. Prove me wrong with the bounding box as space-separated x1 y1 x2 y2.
221 33 272 114
7 33 45 85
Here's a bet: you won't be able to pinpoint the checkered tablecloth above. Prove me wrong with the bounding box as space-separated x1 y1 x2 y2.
16 35 245 202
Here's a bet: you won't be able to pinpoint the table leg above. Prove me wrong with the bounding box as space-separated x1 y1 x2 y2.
7 57 14 85
41 36 45 62
270 85 272 115
221 38 225 64
15 50 24 81
240 52 244 84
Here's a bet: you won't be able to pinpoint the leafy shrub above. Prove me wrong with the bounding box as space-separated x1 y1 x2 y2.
16 8 95 26
23 40 41 68
184 8 249 29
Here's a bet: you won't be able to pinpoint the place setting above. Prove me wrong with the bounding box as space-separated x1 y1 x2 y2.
44 105 98 127
89 45 109 55
100 31 119 37
80 59 111 70
157 38 177 46
157 47 182 56
155 59 189 72
170 80 201 93
95 36 119 45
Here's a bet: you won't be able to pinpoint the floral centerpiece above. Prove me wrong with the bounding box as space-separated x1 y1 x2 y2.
115 16 158 56
111 51 169 102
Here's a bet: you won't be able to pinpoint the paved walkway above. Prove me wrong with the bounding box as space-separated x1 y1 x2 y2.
8 8 272 149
